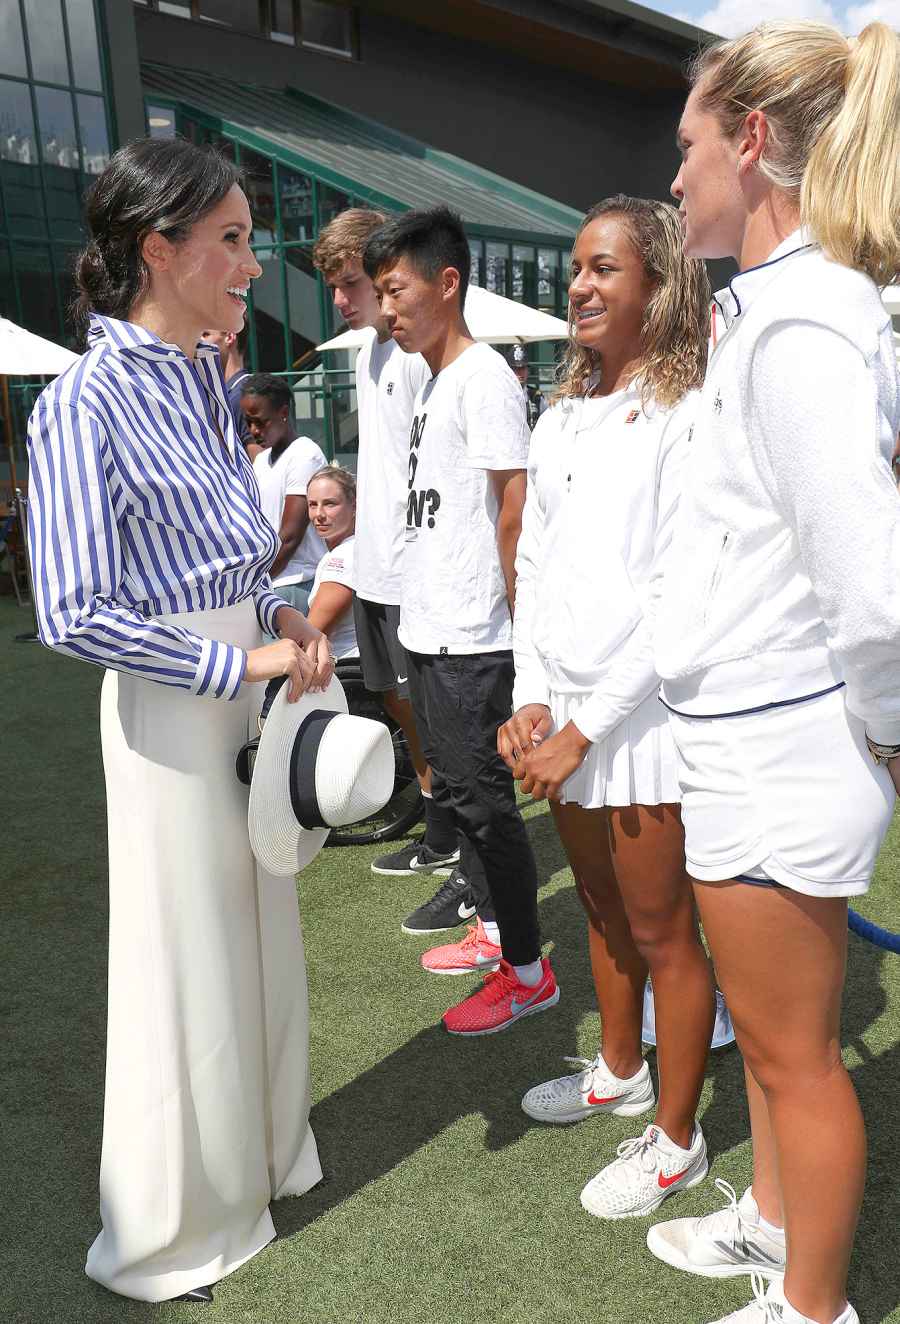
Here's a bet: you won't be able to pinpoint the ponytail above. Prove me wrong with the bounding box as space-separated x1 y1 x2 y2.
693 20 900 285
802 23 900 286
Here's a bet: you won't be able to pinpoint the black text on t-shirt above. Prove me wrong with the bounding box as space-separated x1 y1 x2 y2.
407 410 441 530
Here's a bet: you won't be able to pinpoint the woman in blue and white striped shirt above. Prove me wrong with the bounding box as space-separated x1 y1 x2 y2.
27 138 333 1304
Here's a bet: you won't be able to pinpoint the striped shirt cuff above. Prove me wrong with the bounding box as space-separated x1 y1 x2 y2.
193 638 247 700
255 589 284 638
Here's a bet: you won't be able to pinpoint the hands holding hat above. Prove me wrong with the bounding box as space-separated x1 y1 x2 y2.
244 606 335 701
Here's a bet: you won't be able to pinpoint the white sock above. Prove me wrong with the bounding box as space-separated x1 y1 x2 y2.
599 1052 644 1084
481 920 501 946
652 1124 695 1155
421 789 433 799
512 959 543 987
758 1211 785 1239
779 1293 854 1324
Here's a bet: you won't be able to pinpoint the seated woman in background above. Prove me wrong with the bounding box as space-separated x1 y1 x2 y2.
241 372 328 614
306 466 359 660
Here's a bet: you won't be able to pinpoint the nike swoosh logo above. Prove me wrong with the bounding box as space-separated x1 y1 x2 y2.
457 901 477 919
658 1167 692 1189
586 1091 622 1106
397 674 408 684
510 981 549 1015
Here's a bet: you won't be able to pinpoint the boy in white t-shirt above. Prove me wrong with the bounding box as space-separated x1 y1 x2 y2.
313 210 477 932
241 373 327 615
363 205 558 1037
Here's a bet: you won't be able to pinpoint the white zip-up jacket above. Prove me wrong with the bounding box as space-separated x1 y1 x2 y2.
655 233 900 744
513 382 696 744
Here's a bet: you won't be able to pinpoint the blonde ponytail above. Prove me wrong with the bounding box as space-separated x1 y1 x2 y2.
693 20 900 285
802 23 900 286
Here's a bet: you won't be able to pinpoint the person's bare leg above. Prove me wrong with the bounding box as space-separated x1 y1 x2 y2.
381 688 429 787
610 804 714 1149
745 1061 784 1227
550 801 645 1080
695 881 861 1324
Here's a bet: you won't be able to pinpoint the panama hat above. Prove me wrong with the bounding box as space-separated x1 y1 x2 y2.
236 675 395 875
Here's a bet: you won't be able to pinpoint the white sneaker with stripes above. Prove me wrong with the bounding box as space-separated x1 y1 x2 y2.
703 1274 858 1323
647 1179 786 1280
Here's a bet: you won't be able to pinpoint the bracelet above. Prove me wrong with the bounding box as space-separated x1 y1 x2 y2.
865 733 900 765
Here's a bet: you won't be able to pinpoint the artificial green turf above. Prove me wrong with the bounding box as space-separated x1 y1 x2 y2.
3 594 900 1324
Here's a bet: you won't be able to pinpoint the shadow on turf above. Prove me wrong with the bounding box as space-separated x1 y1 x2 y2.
275 878 900 1324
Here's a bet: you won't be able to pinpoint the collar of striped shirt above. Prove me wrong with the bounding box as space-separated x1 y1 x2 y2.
87 313 221 363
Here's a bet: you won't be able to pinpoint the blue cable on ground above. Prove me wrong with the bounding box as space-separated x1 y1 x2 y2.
848 908 900 954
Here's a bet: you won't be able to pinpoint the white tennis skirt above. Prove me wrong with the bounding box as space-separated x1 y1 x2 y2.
668 686 895 897
86 601 321 1302
551 686 681 809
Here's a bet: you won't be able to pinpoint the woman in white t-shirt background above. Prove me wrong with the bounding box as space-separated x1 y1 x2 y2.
241 373 327 614
498 196 717 1220
306 466 358 660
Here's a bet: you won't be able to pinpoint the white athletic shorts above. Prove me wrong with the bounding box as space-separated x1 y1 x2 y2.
666 686 895 897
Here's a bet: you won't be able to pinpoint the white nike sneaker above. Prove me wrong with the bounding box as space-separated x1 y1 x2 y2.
647 1179 786 1280
521 1053 655 1125
579 1122 707 1220
703 1274 859 1323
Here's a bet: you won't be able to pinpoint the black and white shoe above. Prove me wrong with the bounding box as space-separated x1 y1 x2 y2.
371 838 460 877
401 868 477 934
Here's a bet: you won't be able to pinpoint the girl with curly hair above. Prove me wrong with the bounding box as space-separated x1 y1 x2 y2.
498 195 716 1218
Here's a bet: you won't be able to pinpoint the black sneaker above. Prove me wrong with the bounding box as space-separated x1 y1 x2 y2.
370 839 460 877
401 869 477 935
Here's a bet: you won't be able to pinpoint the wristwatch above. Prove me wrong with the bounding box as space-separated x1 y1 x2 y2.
865 733 900 765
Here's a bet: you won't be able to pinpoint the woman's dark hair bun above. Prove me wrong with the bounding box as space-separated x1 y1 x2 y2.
72 136 242 334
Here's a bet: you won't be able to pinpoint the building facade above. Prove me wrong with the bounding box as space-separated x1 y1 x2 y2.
2 0 713 464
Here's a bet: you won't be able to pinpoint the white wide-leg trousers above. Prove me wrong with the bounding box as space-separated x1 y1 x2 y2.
85 602 321 1302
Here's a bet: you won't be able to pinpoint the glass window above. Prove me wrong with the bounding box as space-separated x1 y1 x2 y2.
271 0 294 44
43 162 82 240
157 0 191 15
0 240 13 318
300 1 354 57
23 0 70 86
76 93 109 173
0 77 37 165
55 244 82 349
197 0 262 33
538 247 561 311
316 182 350 233
66 0 103 91
13 243 61 341
249 245 288 370
468 239 483 288
0 1 28 79
146 102 176 138
35 86 78 169
242 146 276 244
1 161 46 236
278 163 313 243
512 244 535 304
485 241 509 297
285 244 319 365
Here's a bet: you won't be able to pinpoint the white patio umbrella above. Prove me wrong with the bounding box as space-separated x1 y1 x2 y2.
0 317 79 491
317 283 570 352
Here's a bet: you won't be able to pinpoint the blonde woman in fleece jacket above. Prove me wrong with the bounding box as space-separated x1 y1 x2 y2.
497 196 716 1221
645 23 900 1324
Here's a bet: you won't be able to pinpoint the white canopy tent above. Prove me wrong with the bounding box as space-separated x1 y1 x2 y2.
317 283 570 352
1 318 79 492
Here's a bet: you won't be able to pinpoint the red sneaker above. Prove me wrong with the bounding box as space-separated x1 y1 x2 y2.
443 958 559 1036
421 918 502 975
